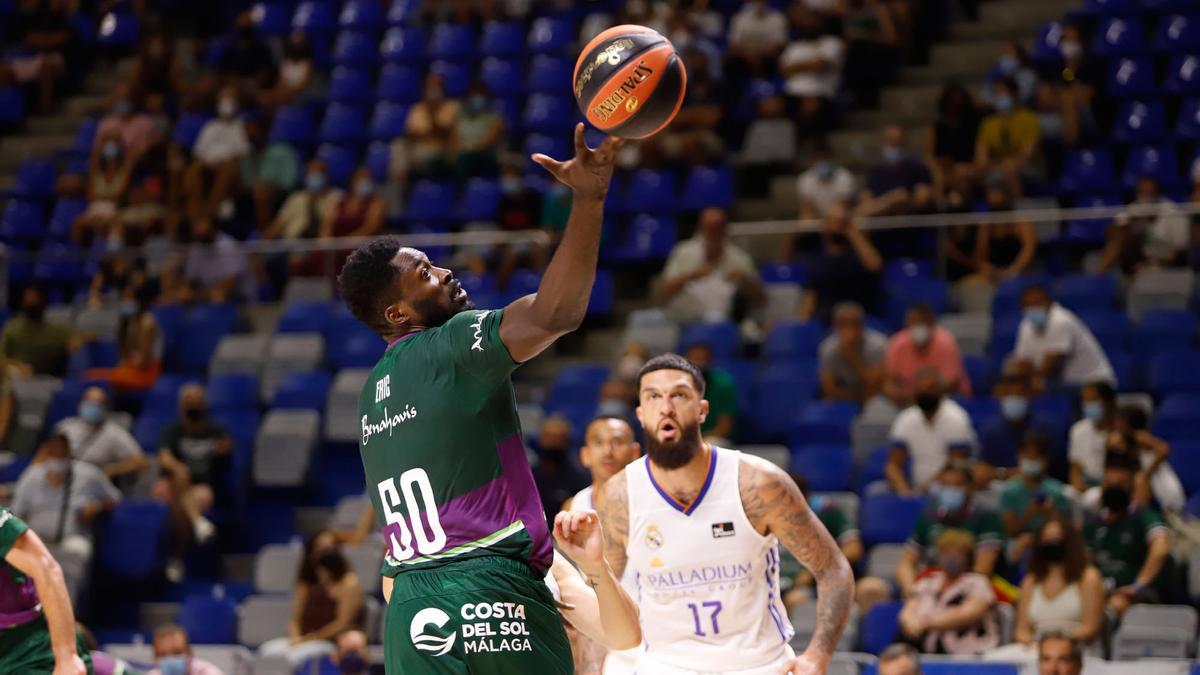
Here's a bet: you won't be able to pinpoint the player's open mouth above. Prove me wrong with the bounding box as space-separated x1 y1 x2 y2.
453 286 468 302
658 420 678 439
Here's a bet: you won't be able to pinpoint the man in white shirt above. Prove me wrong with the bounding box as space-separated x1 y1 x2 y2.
657 207 764 324
728 0 787 76
778 6 844 115
886 368 977 495
797 144 857 219
185 85 250 218
1012 285 1115 389
1099 176 1190 274
1067 380 1116 495
55 386 147 489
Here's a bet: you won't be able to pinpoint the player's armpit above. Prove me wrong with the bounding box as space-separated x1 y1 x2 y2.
593 468 629 580
739 457 854 660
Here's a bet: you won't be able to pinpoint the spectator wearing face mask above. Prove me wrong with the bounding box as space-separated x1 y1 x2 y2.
682 342 737 443
403 73 460 179
451 81 504 184
982 42 1037 108
819 301 886 404
172 217 248 304
157 384 232 531
1082 453 1170 616
1067 381 1118 496
186 85 250 218
796 143 857 221
296 628 371 675
885 304 970 405
658 207 765 325
960 184 1038 285
1 286 84 378
988 518 1104 660
1012 285 1114 391
72 131 138 248
264 159 343 241
975 76 1040 197
859 125 934 217
291 167 385 278
998 434 1074 563
886 368 977 496
96 83 157 159
217 11 276 89
54 387 147 488
147 624 225 675
978 369 1063 474
897 528 1001 655
1103 405 1184 513
1098 177 1190 275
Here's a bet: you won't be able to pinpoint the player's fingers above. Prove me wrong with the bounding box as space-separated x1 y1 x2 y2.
572 123 589 156
531 153 565 179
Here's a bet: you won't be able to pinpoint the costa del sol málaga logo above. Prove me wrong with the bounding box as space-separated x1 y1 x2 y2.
410 607 456 656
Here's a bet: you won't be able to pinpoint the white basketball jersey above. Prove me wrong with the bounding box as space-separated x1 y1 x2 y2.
624 447 793 671
571 484 595 511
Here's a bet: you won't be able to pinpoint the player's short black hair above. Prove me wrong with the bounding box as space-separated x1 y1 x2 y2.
1021 283 1050 301
587 415 634 433
637 353 706 396
337 236 405 336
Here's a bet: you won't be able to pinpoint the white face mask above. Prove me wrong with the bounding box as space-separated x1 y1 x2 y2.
910 323 931 347
218 98 238 118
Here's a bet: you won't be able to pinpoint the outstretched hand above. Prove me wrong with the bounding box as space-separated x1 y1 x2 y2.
552 509 607 575
531 124 625 203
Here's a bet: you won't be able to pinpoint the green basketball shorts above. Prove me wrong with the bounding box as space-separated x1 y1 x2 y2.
0 615 93 675
384 556 572 674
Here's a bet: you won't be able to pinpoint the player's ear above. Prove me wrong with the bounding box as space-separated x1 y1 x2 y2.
383 301 408 329
579 444 592 468
698 398 709 424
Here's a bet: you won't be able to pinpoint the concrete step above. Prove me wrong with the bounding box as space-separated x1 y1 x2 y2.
27 113 82 136
844 106 937 131
879 84 945 121
0 134 74 172
828 125 923 169
64 94 110 117
140 602 180 631
221 553 256 584
929 40 1010 78
975 0 1076 34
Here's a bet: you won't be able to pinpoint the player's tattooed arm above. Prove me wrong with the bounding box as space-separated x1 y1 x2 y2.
740 457 854 667
594 468 629 579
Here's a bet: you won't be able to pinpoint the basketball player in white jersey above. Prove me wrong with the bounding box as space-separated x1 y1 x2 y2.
560 415 643 674
590 354 854 675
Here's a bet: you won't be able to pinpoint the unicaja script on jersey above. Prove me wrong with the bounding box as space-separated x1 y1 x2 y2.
361 404 419 446
470 311 489 352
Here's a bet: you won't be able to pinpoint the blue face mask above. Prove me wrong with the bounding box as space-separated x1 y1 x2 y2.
1082 401 1105 422
79 401 105 425
994 94 1015 114
808 495 826 513
882 146 903 164
814 161 835 179
113 100 132 116
937 486 966 512
305 173 326 192
998 54 1019 74
354 181 374 197
1024 306 1048 329
468 95 489 112
1000 395 1028 421
159 656 187 675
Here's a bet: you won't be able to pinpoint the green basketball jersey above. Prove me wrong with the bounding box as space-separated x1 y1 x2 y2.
358 309 552 577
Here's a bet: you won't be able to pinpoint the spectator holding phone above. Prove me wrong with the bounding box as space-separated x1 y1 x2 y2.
999 434 1075 563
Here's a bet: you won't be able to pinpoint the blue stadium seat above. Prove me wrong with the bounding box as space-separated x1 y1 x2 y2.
792 445 853 492
751 370 817 439
386 0 420 25
460 272 496 297
482 21 526 58
1153 14 1200 52
615 214 676 262
1150 350 1200 395
278 301 332 333
46 197 87 241
339 0 384 31
1169 440 1200 495
589 269 615 317
1056 274 1118 312
886 277 948 327
680 322 739 358
624 169 679 214
251 2 291 37
760 262 807 285
527 55 572 94
141 375 197 419
1164 53 1200 95
176 305 238 375
429 24 477 61
319 104 367 146
377 64 423 103
499 270 542 306
1178 98 1200 141
315 144 357 187
1030 392 1071 420
1091 17 1144 56
97 10 139 47
1144 0 1197 11
1152 408 1200 440
456 178 502 221
12 159 57 200
272 371 333 411
481 58 522 96
883 258 934 285
33 244 89 286
208 373 260 412
179 595 237 644
862 601 904 655
550 365 610 404
369 101 409 142
430 60 470 97
0 88 24 125
962 355 993 394
380 26 425 64
1032 21 1064 63
957 396 1001 429
764 322 823 360
1122 144 1180 190
1059 148 1116 195
861 494 924 546
406 180 455 222
333 31 378 68
71 117 98 154
99 500 169 580
1076 309 1131 354
269 105 316 147
172 112 212 149
327 320 384 369
292 1 336 34
1113 102 1169 145
328 67 373 106
680 166 734 210
0 199 44 243
366 141 390 182
790 401 856 445
522 94 576 133
528 16 573 54
43 380 97 432
1137 309 1196 355
525 133 570 162
1108 57 1157 97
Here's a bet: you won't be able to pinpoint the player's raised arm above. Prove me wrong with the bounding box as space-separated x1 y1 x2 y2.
552 510 640 650
739 457 854 675
5 528 86 675
499 124 624 363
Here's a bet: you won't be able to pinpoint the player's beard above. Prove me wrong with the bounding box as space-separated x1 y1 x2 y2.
411 289 474 328
644 419 703 470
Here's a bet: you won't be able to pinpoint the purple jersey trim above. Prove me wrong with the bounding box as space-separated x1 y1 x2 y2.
645 446 718 516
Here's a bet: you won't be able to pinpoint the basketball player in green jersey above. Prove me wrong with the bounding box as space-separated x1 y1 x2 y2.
338 125 629 674
0 506 91 674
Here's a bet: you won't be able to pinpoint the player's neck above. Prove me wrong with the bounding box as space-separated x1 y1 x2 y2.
649 442 712 505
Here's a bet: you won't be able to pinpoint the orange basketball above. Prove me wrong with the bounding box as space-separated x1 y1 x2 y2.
573 25 687 139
